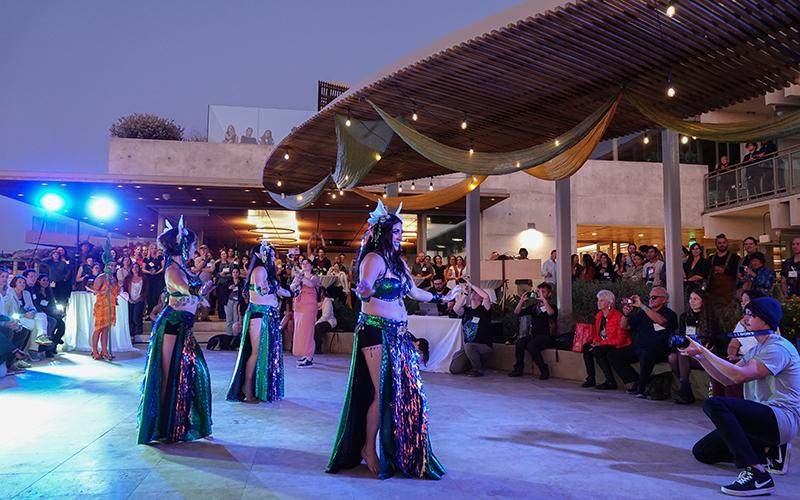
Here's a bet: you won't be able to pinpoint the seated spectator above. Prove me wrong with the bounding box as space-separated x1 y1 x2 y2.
623 252 646 284
688 297 799 496
643 246 665 287
571 254 583 282
668 289 720 405
7 275 52 359
426 275 454 316
314 287 337 355
0 315 31 376
581 254 596 282
450 277 493 377
30 273 64 358
683 243 710 292
581 290 630 390
509 282 557 379
607 286 678 397
595 253 617 282
742 251 774 295
22 268 37 293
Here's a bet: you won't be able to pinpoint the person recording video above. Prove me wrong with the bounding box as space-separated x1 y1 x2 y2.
684 297 800 496
508 282 557 380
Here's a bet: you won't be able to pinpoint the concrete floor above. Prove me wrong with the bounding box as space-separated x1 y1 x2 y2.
2 347 799 500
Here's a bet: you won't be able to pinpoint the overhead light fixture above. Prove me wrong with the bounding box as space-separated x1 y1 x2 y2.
461 112 467 129
469 139 474 155
398 184 403 193
666 0 676 17
411 181 416 190
277 176 282 187
527 222 536 230
681 135 689 144
667 83 676 98
412 106 418 121
284 148 290 160
345 106 351 127
429 178 434 191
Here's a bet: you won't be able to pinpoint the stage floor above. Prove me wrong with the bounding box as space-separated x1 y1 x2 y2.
2 347 798 499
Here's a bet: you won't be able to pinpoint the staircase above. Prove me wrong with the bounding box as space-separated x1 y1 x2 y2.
132 318 227 345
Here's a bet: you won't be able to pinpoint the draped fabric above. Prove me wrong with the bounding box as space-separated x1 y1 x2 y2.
523 95 620 180
624 89 800 143
333 113 396 189
268 174 332 210
366 92 621 176
351 175 487 210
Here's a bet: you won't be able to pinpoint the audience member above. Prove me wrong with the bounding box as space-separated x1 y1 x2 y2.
581 254 596 282
30 273 63 357
450 277 493 377
427 275 454 316
542 250 557 284
411 252 435 288
307 233 331 274
518 248 528 260
571 254 583 282
625 243 637 268
643 246 665 287
735 237 758 296
742 252 774 296
709 234 740 308
122 262 148 341
581 290 630 390
623 252 646 284
240 127 258 144
444 255 457 283
313 287 337 355
509 282 557 379
683 243 710 292
42 250 72 304
0 313 30 376
432 255 447 277
781 237 800 299
595 253 617 282
607 286 677 398
613 253 626 276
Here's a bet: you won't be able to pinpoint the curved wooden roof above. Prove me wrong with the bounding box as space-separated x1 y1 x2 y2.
264 0 800 194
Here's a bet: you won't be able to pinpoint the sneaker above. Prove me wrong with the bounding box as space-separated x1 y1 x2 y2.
766 443 791 476
16 360 32 369
35 335 53 346
625 385 639 394
297 359 313 368
636 393 647 399
507 370 523 377
296 356 307 365
720 467 774 496
466 370 484 377
595 382 617 390
581 379 596 388
27 351 42 362
7 365 26 374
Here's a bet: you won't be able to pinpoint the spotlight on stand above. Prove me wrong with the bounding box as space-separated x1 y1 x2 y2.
88 198 117 220
41 193 65 212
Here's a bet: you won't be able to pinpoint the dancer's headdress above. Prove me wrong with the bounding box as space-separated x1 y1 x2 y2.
164 216 190 260
260 236 275 261
360 199 402 253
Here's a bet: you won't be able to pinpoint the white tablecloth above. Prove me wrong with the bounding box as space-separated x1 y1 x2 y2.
412 277 425 287
318 275 339 288
481 280 504 304
407 316 463 373
63 292 136 352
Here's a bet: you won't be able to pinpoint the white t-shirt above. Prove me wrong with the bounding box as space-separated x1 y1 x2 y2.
643 260 664 286
742 335 800 444
542 259 557 284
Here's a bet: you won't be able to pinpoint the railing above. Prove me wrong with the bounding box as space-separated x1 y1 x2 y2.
705 144 800 210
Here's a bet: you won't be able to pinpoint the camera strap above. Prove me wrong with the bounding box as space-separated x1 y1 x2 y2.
727 329 774 338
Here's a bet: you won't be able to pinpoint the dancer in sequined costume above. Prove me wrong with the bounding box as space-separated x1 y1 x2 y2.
327 200 457 479
137 218 213 444
226 241 289 403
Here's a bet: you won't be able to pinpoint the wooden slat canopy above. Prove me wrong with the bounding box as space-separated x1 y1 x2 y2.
264 0 800 194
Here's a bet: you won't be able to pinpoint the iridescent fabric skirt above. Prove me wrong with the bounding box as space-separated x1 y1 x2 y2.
137 307 212 444
326 313 445 479
226 303 284 402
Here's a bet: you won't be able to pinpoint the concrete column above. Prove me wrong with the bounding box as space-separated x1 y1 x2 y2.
417 214 427 254
662 129 684 317
555 178 572 314
466 177 481 283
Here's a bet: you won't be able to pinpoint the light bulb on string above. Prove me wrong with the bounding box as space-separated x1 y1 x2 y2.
383 186 387 198
412 106 418 121
345 106 351 127
332 193 336 199
277 176 282 187
339 189 344 196
681 135 689 144
398 184 403 192
643 134 650 145
461 112 467 130
666 0 676 17
281 193 286 199
667 83 676 98
469 139 474 155
284 147 290 160
429 178 434 191
411 181 416 190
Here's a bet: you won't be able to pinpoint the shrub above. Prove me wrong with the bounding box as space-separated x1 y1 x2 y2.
780 298 800 345
110 113 184 140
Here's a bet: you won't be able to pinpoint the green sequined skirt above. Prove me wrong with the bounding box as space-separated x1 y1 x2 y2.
226 303 284 402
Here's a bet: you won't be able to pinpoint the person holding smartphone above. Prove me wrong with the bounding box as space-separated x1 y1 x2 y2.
508 282 557 379
450 276 493 377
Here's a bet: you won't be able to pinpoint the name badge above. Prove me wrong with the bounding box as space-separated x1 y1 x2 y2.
685 325 697 337
149 262 155 268
604 272 610 278
232 286 238 292
653 323 665 331
789 270 798 279
50 282 56 287
471 316 480 324
40 300 49 307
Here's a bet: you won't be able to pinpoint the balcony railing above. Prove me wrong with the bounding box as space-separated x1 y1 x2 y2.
705 144 800 211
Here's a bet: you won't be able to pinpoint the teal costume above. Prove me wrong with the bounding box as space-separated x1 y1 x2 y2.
226 303 284 402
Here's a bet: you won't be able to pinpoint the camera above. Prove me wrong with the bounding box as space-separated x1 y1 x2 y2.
622 298 634 306
527 291 539 299
669 334 704 349
457 278 467 284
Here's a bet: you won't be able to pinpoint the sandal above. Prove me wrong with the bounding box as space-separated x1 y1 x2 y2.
14 349 30 361
91 351 102 360
101 351 115 361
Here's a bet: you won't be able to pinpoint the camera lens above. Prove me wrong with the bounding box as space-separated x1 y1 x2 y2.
668 335 690 349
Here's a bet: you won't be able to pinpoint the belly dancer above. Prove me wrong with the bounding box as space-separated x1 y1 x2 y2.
227 240 290 403
137 217 213 444
327 200 458 479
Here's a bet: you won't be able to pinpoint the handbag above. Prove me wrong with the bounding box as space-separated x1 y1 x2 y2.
553 333 574 362
644 372 673 400
572 323 595 352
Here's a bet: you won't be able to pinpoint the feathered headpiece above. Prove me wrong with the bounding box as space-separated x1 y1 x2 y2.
260 236 275 262
164 216 190 260
360 199 403 254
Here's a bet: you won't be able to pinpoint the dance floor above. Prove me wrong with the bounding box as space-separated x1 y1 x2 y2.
2 348 799 499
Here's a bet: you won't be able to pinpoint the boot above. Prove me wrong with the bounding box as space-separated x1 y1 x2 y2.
539 364 550 380
596 358 617 390
674 379 695 404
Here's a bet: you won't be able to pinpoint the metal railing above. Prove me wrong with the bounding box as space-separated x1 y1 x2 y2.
705 144 800 210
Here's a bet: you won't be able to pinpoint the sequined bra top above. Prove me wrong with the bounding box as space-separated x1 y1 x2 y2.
371 262 411 302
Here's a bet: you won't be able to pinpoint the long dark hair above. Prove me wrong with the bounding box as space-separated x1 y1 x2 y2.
245 244 278 291
687 288 718 336
34 273 53 299
157 226 197 258
353 214 408 284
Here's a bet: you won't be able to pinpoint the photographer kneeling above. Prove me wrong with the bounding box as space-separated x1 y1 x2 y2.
508 282 557 380
686 297 799 496
450 277 493 378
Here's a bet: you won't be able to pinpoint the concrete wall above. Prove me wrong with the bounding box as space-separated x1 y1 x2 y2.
478 160 708 265
108 138 272 186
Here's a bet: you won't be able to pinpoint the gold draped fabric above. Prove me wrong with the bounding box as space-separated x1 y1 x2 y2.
351 175 487 210
268 174 332 210
367 92 621 176
624 89 800 143
524 95 619 180
332 113 395 189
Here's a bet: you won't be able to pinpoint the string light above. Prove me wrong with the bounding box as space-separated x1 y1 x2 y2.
461 112 467 130
412 106 418 121
383 186 387 198
643 133 650 145
332 193 336 199
667 80 676 97
411 181 416 190
375 154 381 161
398 184 403 192
345 106 351 127
666 0 676 17
281 193 286 199
284 147 290 160
469 139 474 155
681 135 689 144
339 188 344 195
429 178 434 191
277 176 282 187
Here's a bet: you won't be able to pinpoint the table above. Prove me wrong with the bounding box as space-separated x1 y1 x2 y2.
62 292 136 353
407 316 463 373
318 275 339 288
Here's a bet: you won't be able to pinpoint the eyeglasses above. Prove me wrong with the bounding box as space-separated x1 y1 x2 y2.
743 311 755 318
646 295 666 300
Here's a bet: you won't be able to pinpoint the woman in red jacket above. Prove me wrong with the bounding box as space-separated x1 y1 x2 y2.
581 289 630 390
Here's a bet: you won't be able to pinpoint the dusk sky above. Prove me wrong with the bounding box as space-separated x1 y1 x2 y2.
0 1 522 174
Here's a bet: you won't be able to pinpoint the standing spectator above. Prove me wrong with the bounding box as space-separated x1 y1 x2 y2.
613 253 627 276
223 125 237 144
735 236 758 295
455 256 467 277
607 287 678 398
581 290 630 390
117 256 132 282
122 262 148 341
518 248 528 259
193 245 215 321
571 254 583 282
411 252 434 289
743 252 774 295
307 233 331 274
432 255 447 278
337 253 349 275
683 243 711 292
709 234 740 308
595 253 617 282
509 282 557 379
43 250 72 304
444 255 457 283
643 246 665 287
625 243 637 268
450 277 493 377
623 252 646 284
221 268 244 337
581 254 596 282
143 243 165 319
780 237 800 299
291 257 320 368
541 250 557 284
313 287 337 355
669 289 720 404
259 129 274 146
240 127 258 144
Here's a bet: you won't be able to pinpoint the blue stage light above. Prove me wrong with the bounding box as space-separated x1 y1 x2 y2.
89 198 117 220
41 193 65 212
